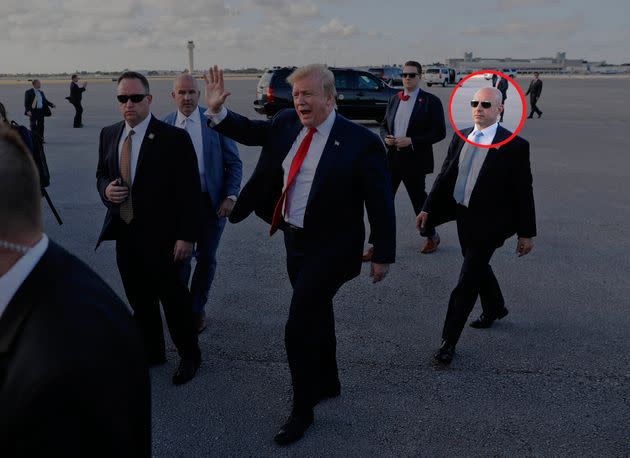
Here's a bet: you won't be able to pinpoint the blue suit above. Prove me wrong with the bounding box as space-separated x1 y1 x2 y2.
163 106 242 312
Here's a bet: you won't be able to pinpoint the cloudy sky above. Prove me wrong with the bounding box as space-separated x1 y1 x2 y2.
1 0 627 73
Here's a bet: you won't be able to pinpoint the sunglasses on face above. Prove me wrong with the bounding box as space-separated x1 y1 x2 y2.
117 94 148 104
470 100 492 109
400 73 418 78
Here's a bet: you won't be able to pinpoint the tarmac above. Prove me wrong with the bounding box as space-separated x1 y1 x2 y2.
1 76 628 457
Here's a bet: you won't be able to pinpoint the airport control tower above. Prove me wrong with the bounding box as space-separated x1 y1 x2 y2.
187 40 195 74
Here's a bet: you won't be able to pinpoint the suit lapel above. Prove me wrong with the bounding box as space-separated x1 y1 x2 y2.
448 127 473 174
387 96 400 134
134 115 157 187
108 121 125 179
305 115 342 208
475 125 511 184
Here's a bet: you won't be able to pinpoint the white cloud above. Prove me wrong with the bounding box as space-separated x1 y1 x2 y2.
319 18 358 38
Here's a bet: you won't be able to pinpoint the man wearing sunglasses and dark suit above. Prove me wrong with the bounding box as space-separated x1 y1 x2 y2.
417 87 536 365
96 71 202 385
363 60 445 260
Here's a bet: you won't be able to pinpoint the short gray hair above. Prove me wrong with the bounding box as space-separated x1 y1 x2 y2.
287 64 337 99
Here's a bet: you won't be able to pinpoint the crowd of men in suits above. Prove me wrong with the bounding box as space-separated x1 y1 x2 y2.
0 62 536 454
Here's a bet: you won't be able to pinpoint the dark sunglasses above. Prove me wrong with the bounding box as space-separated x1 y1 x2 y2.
470 100 492 109
117 94 148 103
400 72 418 78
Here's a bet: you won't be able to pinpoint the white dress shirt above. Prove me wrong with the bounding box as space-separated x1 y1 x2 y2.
459 122 498 207
117 114 152 185
206 107 336 227
393 86 420 141
176 108 206 192
0 234 49 319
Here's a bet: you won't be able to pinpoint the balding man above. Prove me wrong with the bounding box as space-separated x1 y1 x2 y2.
417 87 536 365
163 74 242 333
0 126 150 457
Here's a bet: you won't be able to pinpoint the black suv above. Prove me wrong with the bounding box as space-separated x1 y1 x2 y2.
368 66 402 87
253 67 399 121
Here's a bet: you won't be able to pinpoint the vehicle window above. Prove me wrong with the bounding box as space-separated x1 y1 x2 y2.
258 71 273 88
426 69 439 74
271 70 292 88
356 74 380 90
334 72 353 90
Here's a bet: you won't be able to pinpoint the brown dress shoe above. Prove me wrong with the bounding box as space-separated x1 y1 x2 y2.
362 246 374 262
420 234 440 254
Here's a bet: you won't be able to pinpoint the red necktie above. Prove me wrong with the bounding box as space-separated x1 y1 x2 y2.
269 127 317 236
398 91 410 102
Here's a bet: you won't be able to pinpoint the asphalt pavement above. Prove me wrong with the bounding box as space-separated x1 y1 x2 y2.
1 76 628 457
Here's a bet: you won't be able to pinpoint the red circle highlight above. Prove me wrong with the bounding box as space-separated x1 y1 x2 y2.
447 70 526 149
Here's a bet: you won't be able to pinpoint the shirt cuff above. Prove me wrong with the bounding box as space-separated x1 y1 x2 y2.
204 106 228 126
226 195 237 202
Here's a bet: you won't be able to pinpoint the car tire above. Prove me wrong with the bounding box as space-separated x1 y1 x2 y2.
442 80 446 87
427 83 432 87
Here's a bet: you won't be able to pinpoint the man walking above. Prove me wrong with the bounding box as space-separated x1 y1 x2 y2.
204 64 396 444
417 87 536 366
67 74 87 127
525 72 543 118
24 79 54 142
96 71 202 385
163 74 242 333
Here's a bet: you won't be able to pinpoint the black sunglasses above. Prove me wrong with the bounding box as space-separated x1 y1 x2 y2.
470 100 492 109
400 72 418 78
117 94 148 103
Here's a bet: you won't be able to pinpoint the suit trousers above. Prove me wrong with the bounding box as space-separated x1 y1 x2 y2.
116 222 200 363
71 101 83 127
180 192 226 312
529 95 542 116
283 226 345 413
441 205 505 345
29 109 45 141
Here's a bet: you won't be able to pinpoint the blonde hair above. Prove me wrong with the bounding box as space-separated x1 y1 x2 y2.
287 64 337 99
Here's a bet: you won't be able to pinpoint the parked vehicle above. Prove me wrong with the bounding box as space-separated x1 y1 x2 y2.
367 66 402 87
484 68 518 79
253 67 398 121
424 67 462 87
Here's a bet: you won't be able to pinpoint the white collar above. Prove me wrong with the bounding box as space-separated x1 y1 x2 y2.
403 86 421 99
311 109 336 137
124 113 152 139
471 122 499 140
175 107 201 126
0 234 49 319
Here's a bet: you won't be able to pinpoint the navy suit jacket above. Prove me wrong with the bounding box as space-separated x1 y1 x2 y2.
380 88 446 174
217 108 396 280
0 241 151 457
24 88 54 116
95 115 201 251
423 125 536 246
163 106 242 210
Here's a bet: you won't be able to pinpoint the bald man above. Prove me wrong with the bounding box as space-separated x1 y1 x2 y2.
0 126 150 457
163 74 242 333
417 87 536 365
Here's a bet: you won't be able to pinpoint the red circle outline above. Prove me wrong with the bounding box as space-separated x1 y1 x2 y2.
447 70 526 149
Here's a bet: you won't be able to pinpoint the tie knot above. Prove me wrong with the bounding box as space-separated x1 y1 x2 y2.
306 127 317 138
129 129 135 137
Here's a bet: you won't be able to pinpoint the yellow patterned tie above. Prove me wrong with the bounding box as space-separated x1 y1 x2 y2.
119 130 135 224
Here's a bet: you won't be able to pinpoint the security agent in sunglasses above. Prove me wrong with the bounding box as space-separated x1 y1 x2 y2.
417 86 536 365
96 71 203 385
363 60 445 261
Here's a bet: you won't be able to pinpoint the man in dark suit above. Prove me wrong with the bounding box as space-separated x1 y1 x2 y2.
96 71 202 385
204 64 396 444
417 87 536 365
163 73 242 333
525 72 543 118
24 79 55 141
0 127 150 457
66 74 87 127
364 60 445 260
496 76 509 122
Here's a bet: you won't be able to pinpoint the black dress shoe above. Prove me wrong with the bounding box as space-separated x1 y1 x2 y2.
172 358 201 385
318 381 341 402
527 115 533 119
538 111 543 118
470 307 509 329
273 410 314 446
433 341 455 365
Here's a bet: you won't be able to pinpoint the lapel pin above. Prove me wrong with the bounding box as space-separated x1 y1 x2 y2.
334 140 340 147
148 133 155 140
